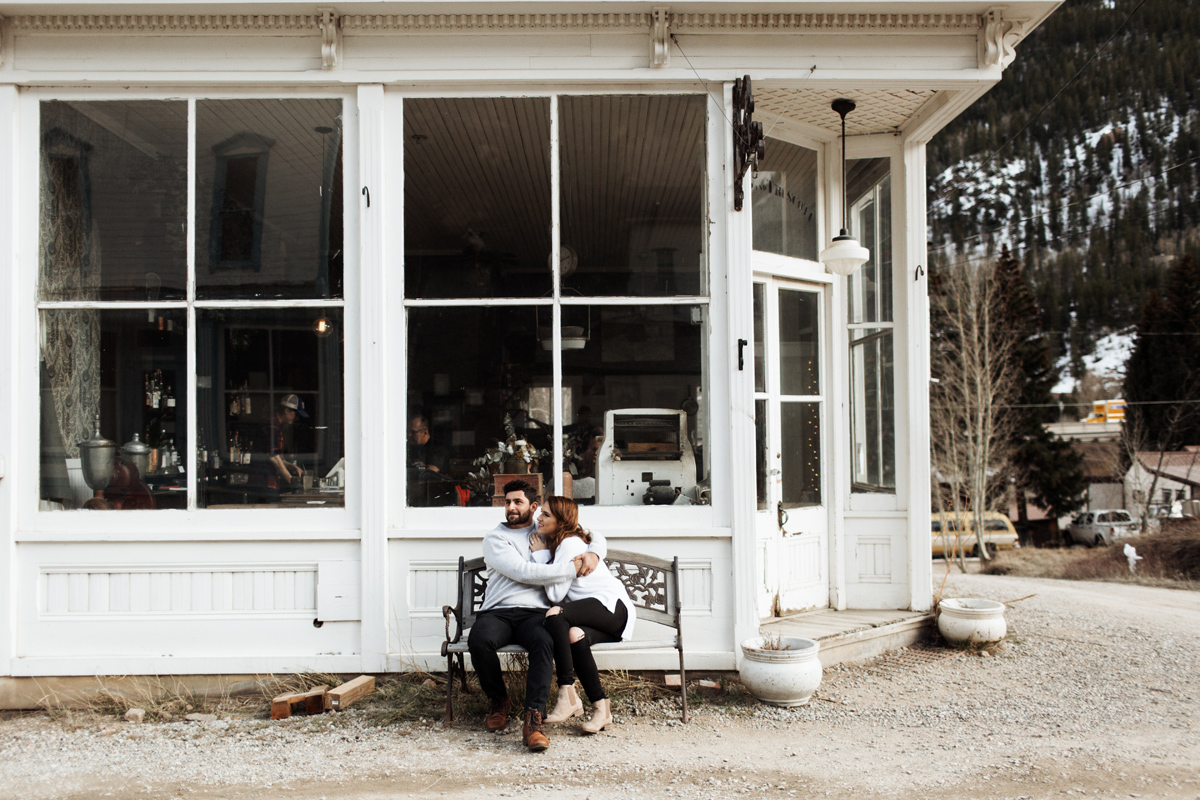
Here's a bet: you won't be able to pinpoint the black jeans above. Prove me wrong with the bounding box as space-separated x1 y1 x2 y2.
467 607 555 715
543 597 628 703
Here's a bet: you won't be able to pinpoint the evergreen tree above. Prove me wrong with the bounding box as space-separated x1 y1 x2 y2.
1124 254 1200 448
992 248 1086 519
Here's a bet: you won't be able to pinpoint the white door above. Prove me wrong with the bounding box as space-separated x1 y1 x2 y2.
753 278 829 618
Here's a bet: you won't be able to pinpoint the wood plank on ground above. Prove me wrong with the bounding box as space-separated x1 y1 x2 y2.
270 685 328 720
326 675 375 711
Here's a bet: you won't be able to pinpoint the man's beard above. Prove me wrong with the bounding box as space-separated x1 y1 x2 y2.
506 508 533 527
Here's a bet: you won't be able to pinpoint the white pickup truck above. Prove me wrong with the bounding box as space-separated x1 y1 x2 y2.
1065 509 1139 547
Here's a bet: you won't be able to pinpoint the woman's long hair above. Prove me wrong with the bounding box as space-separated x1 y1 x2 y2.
542 495 592 561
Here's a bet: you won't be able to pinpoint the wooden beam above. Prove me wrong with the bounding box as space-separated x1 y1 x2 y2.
270 685 328 720
326 675 375 711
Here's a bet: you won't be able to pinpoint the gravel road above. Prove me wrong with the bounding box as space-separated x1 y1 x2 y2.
2 573 1197 800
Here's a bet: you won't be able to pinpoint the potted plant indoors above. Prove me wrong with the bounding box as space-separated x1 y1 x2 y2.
738 634 823 707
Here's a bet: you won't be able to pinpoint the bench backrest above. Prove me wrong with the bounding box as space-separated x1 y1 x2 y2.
456 548 682 633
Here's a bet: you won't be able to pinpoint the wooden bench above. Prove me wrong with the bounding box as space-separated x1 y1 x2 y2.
441 548 687 725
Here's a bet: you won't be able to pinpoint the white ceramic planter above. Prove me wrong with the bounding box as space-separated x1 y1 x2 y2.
738 636 822 707
937 598 1007 646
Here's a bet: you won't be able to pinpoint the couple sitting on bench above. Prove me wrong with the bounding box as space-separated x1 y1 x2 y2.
469 479 635 752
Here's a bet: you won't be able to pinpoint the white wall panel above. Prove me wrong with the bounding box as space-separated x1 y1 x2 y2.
16 542 362 668
38 564 318 618
844 515 909 609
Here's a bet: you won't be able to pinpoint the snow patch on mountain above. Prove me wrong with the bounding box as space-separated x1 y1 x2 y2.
1053 327 1136 394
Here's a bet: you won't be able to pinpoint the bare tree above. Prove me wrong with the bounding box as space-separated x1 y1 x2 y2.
930 261 1022 563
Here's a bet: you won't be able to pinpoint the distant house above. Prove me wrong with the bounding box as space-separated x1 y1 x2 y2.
1126 450 1200 512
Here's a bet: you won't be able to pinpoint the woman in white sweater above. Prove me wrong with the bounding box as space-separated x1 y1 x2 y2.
530 495 634 733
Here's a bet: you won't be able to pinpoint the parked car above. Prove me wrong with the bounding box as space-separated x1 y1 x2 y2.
931 512 1021 558
1064 509 1139 547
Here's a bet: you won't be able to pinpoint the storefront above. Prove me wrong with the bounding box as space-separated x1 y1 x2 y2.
0 1 1058 677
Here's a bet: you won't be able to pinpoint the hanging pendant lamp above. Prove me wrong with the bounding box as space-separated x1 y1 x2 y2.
820 98 870 276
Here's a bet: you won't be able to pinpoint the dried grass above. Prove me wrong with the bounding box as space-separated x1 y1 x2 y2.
982 525 1200 588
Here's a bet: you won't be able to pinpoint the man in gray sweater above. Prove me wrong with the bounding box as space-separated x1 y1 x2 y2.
468 479 604 751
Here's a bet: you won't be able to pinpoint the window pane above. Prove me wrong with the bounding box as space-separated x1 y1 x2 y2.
406 306 554 507
752 138 818 260
753 283 766 393
195 308 345 508
847 159 892 324
39 101 188 302
40 309 187 510
581 305 708 506
195 99 344 300
404 98 551 299
561 95 706 297
850 329 895 491
781 401 820 507
779 288 819 396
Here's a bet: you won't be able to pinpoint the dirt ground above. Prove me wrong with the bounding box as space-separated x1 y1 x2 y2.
2 572 1198 800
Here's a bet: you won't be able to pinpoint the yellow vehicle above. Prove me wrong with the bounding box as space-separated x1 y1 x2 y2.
931 511 1021 558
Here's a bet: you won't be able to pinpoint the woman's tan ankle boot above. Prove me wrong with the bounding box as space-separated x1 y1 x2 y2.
581 698 613 734
544 684 584 723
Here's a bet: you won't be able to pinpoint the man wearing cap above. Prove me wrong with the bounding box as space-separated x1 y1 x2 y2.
266 394 307 490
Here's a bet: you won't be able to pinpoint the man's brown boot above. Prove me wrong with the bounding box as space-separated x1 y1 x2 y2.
485 698 510 732
522 709 549 752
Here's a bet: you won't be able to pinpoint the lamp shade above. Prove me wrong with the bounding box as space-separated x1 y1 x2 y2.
820 234 870 276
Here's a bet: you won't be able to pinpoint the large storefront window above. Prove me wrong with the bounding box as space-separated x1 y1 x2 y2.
405 94 711 507
38 98 346 511
847 159 895 493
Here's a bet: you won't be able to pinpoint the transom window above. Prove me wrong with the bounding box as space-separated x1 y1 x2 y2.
38 98 347 512
404 95 712 508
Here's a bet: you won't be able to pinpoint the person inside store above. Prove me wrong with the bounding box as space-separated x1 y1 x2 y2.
467 480 604 751
531 495 633 734
407 413 451 473
265 394 307 492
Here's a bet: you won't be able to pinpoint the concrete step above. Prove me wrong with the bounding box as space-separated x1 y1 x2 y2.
759 608 935 668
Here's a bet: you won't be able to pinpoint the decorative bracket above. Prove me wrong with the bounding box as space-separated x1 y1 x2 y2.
318 7 342 70
732 75 764 212
980 8 1025 70
651 7 670 67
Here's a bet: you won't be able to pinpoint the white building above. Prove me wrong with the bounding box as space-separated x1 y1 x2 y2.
0 0 1060 683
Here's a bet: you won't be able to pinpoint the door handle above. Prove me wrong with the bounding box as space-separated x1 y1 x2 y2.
777 501 788 530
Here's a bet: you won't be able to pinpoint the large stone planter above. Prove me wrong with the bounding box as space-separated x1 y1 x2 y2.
738 636 822 707
937 598 1007 646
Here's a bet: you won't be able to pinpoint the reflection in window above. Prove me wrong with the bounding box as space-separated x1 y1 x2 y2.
560 95 706 297
210 134 271 270
196 99 344 300
847 160 895 494
404 97 551 299
752 138 818 261
850 329 895 492
39 101 189 302
40 309 188 510
847 161 892 325
196 308 345 508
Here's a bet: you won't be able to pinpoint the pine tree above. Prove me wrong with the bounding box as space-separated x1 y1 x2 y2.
992 248 1087 520
1124 253 1200 448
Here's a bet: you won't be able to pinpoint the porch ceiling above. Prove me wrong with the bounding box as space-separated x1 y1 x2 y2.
754 86 938 138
